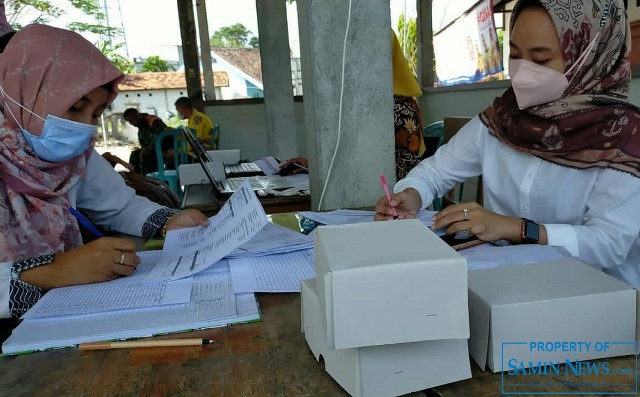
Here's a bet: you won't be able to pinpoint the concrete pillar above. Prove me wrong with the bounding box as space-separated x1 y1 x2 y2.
177 0 202 101
255 0 298 160
297 0 395 210
195 0 216 100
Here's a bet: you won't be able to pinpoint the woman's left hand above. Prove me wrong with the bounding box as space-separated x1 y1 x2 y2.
431 202 522 243
165 209 209 232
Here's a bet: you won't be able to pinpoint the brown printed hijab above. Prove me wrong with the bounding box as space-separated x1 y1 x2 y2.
480 0 640 177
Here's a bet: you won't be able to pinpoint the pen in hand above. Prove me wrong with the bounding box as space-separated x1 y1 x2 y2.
69 207 104 238
379 174 398 220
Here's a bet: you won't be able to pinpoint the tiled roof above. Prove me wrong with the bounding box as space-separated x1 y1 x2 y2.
212 47 263 83
119 71 229 91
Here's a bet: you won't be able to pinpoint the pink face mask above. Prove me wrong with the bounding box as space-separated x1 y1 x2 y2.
509 33 599 109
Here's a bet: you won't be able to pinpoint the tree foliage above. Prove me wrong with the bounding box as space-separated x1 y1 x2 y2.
98 40 135 74
210 23 259 49
7 0 135 73
397 13 418 77
141 55 174 73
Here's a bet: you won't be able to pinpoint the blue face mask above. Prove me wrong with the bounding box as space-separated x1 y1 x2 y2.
1 86 96 162
20 115 96 162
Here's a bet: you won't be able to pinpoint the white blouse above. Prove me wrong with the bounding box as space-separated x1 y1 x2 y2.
395 116 640 289
0 151 166 318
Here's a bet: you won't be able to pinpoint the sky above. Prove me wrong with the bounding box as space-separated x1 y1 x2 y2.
9 0 417 61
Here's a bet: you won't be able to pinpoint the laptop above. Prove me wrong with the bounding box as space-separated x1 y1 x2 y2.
182 126 268 194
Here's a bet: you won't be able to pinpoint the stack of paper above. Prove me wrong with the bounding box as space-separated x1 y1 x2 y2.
3 254 261 355
298 209 437 228
227 222 313 258
2 182 267 355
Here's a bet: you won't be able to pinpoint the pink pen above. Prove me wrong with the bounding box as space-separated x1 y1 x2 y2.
379 174 398 220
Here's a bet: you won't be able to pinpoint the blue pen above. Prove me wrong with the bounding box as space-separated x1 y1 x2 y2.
69 207 104 238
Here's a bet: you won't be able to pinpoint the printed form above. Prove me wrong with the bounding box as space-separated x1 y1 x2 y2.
23 251 192 319
229 249 315 293
145 182 269 282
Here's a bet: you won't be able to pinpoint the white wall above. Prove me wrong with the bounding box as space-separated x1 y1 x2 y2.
204 101 306 161
629 2 640 22
112 88 187 120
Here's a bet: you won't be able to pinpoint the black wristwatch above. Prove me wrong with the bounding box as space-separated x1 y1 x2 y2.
521 218 540 244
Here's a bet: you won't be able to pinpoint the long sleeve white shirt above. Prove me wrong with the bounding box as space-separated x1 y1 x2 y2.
395 116 640 288
0 151 166 318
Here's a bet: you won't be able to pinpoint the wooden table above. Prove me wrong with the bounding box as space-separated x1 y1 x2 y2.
1 292 634 396
181 183 311 215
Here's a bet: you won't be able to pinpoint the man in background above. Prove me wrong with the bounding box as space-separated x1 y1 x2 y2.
124 108 173 174
174 97 216 150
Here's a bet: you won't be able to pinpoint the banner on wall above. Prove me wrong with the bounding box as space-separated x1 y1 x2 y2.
433 0 503 86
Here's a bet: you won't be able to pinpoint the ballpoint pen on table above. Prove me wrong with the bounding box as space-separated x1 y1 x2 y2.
379 174 398 220
79 338 215 350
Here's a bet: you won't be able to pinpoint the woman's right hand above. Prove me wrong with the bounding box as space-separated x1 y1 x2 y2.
374 188 423 221
19 237 141 290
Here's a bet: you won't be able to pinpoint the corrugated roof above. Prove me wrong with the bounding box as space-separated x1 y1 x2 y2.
212 47 263 83
119 71 229 91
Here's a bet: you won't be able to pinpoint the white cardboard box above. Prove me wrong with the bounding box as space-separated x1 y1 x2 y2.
314 219 469 349
301 279 471 397
468 258 637 373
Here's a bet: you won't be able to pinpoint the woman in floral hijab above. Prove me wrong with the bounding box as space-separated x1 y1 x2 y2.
377 0 640 290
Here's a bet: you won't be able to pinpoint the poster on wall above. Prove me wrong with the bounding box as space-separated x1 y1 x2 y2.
433 0 503 86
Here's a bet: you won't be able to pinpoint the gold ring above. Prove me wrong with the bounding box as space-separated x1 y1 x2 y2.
463 208 468 221
118 251 126 265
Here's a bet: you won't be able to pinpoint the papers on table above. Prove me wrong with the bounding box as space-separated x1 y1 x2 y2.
229 249 315 293
298 209 437 228
3 261 259 355
227 222 314 259
145 181 268 282
22 251 192 319
461 244 571 271
266 174 310 191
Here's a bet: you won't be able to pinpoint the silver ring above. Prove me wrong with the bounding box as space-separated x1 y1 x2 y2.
463 208 468 221
118 251 126 265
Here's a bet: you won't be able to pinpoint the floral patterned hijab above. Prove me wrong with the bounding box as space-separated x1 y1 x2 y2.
0 24 123 261
480 0 640 177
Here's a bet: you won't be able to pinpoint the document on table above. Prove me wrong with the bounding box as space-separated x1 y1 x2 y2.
254 156 281 175
266 174 310 191
22 251 192 319
145 182 269 282
462 244 571 271
2 263 257 355
229 249 315 293
298 209 437 228
227 222 314 258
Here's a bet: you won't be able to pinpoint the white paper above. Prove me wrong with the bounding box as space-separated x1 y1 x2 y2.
2 265 258 355
298 209 437 228
227 222 314 258
462 244 570 271
229 249 315 293
254 156 281 175
266 174 310 191
145 182 268 282
23 251 192 319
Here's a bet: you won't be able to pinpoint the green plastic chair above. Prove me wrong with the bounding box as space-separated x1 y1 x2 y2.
147 129 189 199
211 124 220 150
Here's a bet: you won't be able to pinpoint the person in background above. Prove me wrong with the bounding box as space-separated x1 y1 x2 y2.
0 24 208 318
391 30 426 180
0 0 15 53
124 108 173 174
375 0 640 289
174 97 216 150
